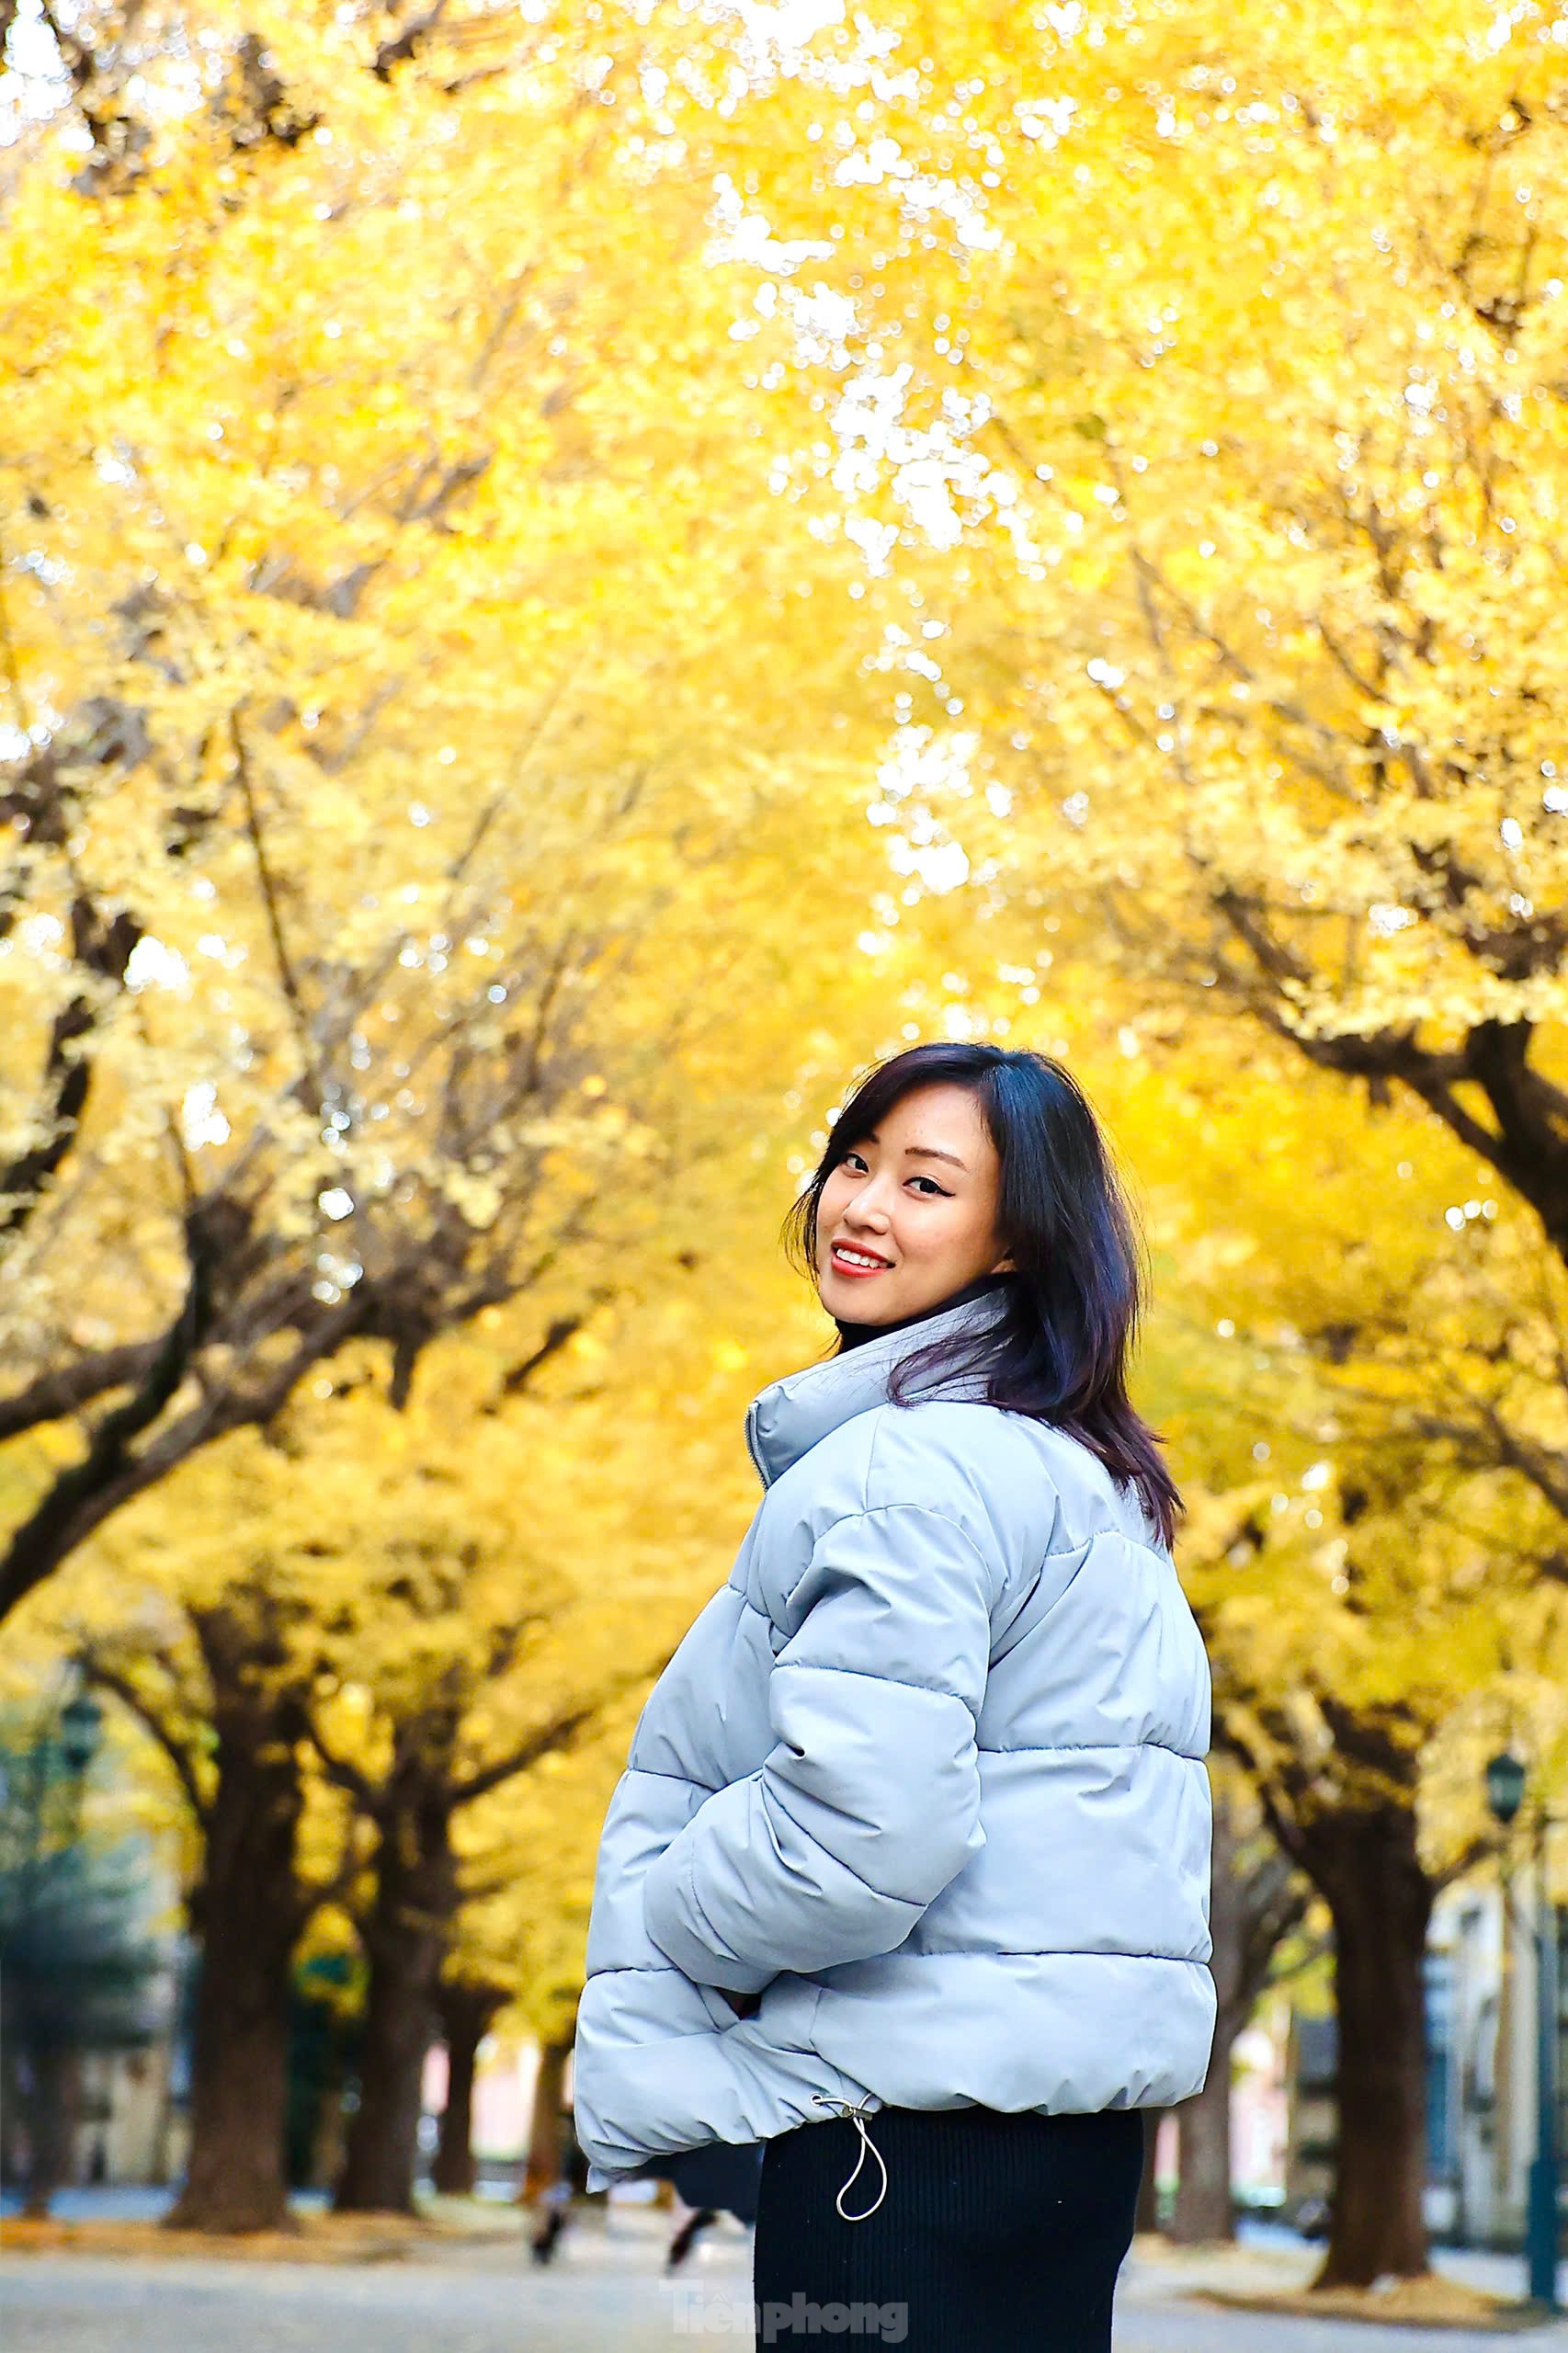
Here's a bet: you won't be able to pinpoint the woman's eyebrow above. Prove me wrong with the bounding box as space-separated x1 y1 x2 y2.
861 1128 969 1171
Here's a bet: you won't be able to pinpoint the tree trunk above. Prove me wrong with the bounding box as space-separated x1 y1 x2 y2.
1171 2059 1233 2244
1170 1789 1241 2245
1301 1798 1433 2288
1134 2107 1165 2234
334 1800 454 2214
19 2044 78 2218
2 2030 30 2188
165 1638 306 2234
522 2036 572 2202
431 1982 503 2197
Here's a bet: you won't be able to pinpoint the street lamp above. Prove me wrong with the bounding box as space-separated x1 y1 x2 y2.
60 1687 102 1784
1485 1751 1560 2312
1487 1751 1527 1830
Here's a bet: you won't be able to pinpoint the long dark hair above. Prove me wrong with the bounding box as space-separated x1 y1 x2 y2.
780 1041 1183 1548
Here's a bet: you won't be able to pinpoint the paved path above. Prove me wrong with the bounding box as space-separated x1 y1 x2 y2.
5 2212 1568 2351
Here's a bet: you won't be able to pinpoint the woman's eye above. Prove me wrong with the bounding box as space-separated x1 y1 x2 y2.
837 1153 946 1195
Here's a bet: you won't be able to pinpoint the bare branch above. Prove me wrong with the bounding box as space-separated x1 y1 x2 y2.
0 1339 165 1441
372 0 449 80
82 1656 210 1831
231 710 324 1114
296 1818 377 1928
302 1721 378 1813
449 1699 604 1810
499 1311 593 1397
0 1280 364 1627
1414 1401 1568 1525
1 895 142 1240
0 1214 221 1623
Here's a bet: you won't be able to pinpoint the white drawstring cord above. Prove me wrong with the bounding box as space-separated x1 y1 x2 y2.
810 2093 888 2221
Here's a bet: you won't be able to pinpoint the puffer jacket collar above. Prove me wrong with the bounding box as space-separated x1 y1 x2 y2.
744 1283 1014 1490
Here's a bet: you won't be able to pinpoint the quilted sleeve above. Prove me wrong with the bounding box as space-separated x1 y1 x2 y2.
641 1501 999 1989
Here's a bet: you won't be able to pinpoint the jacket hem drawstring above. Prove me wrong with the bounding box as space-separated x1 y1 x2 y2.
810 2093 888 2221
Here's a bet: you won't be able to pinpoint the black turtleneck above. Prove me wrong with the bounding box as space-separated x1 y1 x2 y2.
832 1268 1016 1355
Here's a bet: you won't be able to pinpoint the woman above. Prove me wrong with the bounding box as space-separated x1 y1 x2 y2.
572 1042 1213 2349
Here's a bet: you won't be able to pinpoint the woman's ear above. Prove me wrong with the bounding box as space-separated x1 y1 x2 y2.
992 1254 1017 1274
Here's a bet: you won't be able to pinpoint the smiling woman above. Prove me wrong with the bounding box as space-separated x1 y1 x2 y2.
574 1040 1210 2353
787 1041 1181 1542
815 1081 1016 1325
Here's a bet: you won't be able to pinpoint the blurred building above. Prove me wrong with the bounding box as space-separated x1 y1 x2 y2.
1223 2007 1290 2216
1282 2010 1337 2227
71 1983 189 2188
1283 1878 1568 2249
421 2034 541 2167
1427 1879 1568 2249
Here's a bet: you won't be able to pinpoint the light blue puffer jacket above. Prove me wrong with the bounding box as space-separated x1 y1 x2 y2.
572 1287 1214 2199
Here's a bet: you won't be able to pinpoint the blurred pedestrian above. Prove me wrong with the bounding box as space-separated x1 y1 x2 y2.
574 1045 1215 2349
528 2117 590 2264
645 2140 764 2268
528 2174 572 2265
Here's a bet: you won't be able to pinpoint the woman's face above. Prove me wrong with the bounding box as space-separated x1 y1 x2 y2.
815 1081 1016 1324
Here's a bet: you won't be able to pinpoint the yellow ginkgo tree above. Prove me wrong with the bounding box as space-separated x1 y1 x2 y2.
696 1 1568 2286
0 0 892 1631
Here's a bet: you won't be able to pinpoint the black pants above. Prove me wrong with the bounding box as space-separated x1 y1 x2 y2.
752 2104 1143 2351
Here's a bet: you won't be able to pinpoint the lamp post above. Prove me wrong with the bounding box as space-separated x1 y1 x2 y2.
59 1683 102 1838
10 1668 104 2218
1486 1751 1560 2312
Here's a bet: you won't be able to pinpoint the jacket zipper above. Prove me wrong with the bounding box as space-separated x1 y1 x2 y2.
744 1399 768 1485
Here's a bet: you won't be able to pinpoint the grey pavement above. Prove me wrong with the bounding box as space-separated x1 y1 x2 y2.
5 2209 1568 2351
